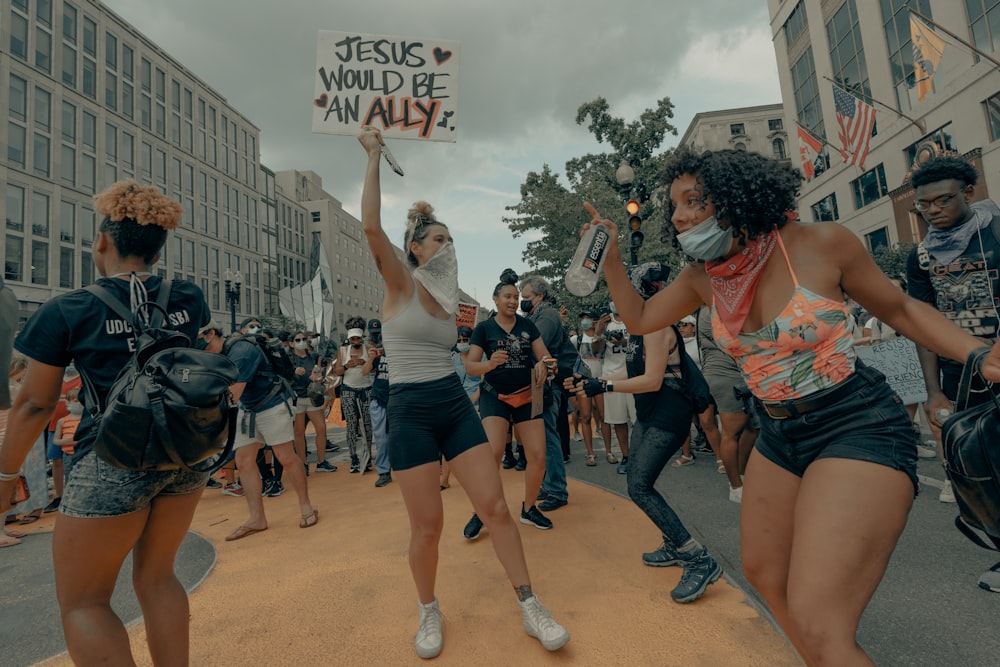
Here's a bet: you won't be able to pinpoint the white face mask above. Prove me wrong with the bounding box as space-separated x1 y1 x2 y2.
67 403 83 415
413 241 459 314
310 336 321 346
294 341 308 351
246 325 261 335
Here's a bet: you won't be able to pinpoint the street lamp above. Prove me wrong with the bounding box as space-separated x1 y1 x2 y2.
224 268 243 334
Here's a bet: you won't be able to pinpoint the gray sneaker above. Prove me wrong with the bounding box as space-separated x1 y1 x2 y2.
463 513 484 541
671 542 723 603
642 540 682 567
978 561 1000 593
517 595 570 651
616 456 629 475
415 598 443 659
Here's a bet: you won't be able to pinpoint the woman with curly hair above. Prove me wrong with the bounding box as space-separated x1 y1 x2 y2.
358 126 569 659
462 268 554 540
0 180 211 664
588 146 1000 665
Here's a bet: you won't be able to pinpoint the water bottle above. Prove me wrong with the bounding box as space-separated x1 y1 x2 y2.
565 224 613 296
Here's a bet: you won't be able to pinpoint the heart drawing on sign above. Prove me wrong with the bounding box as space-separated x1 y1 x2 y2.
314 94 328 108
433 48 452 65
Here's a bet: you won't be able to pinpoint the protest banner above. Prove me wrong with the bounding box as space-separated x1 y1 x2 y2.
312 30 460 142
854 337 927 405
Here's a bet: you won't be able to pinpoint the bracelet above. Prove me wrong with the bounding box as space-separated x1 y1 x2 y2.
0 471 21 482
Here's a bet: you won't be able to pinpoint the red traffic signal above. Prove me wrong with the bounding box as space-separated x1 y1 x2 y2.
626 199 642 231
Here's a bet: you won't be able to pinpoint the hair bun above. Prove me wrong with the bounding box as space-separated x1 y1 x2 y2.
499 268 518 285
94 179 182 230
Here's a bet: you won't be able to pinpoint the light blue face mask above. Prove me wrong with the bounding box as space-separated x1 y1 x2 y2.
456 343 471 353
580 318 594 330
676 216 734 261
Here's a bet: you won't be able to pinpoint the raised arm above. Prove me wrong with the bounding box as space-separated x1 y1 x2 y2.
583 202 705 335
359 127 411 301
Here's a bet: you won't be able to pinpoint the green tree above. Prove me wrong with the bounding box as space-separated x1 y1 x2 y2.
871 242 914 282
504 97 685 313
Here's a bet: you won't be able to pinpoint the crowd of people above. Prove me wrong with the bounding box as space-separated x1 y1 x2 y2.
0 138 998 666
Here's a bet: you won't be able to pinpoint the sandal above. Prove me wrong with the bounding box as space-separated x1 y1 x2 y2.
716 459 727 474
606 453 619 465
300 509 319 529
4 528 27 539
671 454 696 468
19 511 42 525
585 454 596 467
0 535 21 548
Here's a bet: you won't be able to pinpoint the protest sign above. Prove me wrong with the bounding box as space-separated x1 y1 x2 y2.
456 303 477 329
312 31 460 142
854 337 928 405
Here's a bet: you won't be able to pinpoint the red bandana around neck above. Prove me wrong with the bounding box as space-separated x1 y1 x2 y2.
706 227 779 337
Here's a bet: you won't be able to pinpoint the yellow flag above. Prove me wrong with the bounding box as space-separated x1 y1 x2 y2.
911 15 946 102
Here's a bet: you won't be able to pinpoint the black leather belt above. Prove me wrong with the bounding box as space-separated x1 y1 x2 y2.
758 374 861 420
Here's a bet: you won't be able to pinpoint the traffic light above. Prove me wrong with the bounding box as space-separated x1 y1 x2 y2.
626 199 644 261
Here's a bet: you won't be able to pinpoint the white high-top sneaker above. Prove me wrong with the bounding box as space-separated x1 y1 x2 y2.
517 595 570 651
415 597 443 659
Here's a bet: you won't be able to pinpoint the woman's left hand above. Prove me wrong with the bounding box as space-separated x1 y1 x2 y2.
533 361 547 387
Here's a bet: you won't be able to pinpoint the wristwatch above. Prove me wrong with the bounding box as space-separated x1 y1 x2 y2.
603 380 614 393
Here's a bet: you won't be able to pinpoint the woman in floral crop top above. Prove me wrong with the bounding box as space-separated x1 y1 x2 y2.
589 146 1000 666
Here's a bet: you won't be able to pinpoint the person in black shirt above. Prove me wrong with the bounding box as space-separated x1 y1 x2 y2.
464 270 554 535
0 180 210 665
289 330 337 473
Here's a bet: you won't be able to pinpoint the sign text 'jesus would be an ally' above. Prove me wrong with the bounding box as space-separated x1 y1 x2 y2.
312 31 460 142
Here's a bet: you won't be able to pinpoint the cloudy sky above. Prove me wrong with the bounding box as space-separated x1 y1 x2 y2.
102 0 782 306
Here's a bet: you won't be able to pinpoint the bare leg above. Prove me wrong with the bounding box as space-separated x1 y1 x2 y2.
578 396 595 458
614 423 630 458
132 488 206 664
271 441 314 518
308 410 328 465
516 419 547 508
233 444 267 530
718 411 750 489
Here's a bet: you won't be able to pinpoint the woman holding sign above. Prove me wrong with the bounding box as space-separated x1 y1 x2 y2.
587 145 1000 666
357 126 569 659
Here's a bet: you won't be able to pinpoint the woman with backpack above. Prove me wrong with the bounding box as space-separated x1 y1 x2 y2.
0 180 211 664
566 262 723 604
289 330 337 473
358 126 569 659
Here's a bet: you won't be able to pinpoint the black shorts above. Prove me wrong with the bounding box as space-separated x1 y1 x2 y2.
387 374 488 471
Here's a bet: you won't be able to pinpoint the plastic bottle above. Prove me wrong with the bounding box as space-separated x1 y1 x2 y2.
565 225 613 296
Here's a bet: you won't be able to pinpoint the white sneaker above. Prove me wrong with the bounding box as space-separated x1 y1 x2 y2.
916 443 937 459
939 481 956 503
729 485 743 504
518 595 570 651
415 598 443 659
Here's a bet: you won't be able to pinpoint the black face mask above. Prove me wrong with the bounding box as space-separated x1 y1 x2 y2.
520 299 534 313
352 343 362 349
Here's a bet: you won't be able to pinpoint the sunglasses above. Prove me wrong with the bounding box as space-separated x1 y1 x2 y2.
293 337 306 342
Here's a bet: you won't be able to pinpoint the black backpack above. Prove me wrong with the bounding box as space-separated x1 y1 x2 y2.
222 333 295 409
80 281 239 472
942 347 1000 551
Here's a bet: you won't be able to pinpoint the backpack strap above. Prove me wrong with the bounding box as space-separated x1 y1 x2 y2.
84 279 173 331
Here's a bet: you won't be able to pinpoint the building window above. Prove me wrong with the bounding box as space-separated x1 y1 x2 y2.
10 12 28 60
7 185 25 232
768 118 784 132
827 0 871 99
82 111 96 151
81 206 94 246
8 124 26 168
987 91 1000 142
105 71 117 110
37 0 52 25
784 1 807 45
105 32 117 69
81 251 93 286
60 200 74 242
866 227 890 254
60 145 75 186
5 235 24 281
967 0 1000 54
35 87 51 130
122 82 133 120
59 247 74 287
851 164 888 209
82 16 96 56
811 193 839 222
121 132 134 171
903 124 956 169
730 123 745 136
31 241 48 284
772 138 787 160
35 26 52 73
82 57 96 98
141 58 151 92
81 154 95 193
61 101 76 140
791 47 825 139
33 133 50 177
62 43 76 87
63 3 77 42
880 0 932 112
122 44 133 80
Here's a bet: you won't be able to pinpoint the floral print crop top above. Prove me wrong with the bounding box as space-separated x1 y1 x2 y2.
711 233 856 401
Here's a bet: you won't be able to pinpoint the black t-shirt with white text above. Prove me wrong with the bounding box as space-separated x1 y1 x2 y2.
14 276 210 454
470 315 540 394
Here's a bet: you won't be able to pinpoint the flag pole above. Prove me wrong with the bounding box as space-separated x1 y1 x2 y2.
823 76 925 133
795 122 846 156
910 9 1000 71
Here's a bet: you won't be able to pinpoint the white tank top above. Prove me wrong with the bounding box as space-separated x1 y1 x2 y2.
382 281 457 385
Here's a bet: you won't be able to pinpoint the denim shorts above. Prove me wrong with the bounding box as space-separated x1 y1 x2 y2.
61 448 209 518
388 374 488 471
754 365 919 496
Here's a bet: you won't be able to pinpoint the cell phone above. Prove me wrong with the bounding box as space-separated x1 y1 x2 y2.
380 143 404 177
9 475 29 505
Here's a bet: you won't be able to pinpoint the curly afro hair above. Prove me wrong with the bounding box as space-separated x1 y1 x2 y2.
656 146 803 249
909 155 978 189
95 180 181 263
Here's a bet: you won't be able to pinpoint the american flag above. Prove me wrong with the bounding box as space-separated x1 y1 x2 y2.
832 84 876 169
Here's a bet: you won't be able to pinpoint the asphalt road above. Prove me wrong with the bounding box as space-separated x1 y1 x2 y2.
565 432 1000 667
